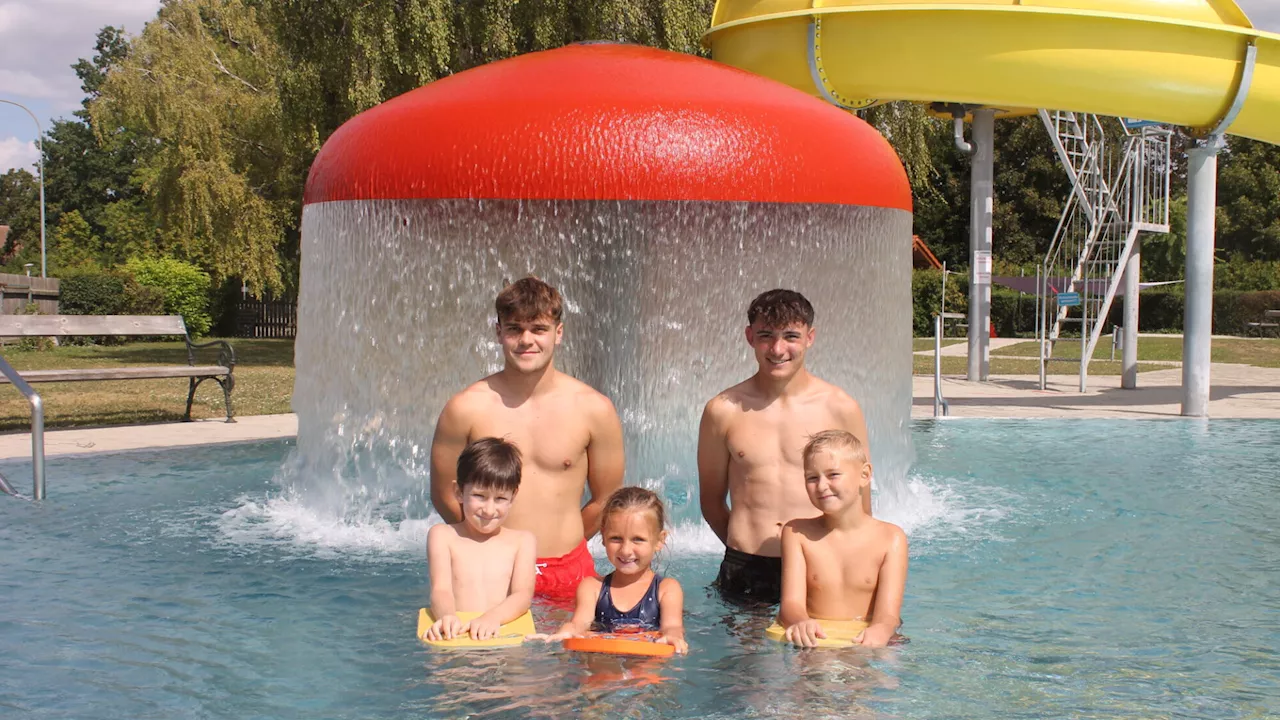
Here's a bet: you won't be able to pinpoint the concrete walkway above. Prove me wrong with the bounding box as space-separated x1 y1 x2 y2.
914 363 1280 419
0 413 297 460
919 337 1026 357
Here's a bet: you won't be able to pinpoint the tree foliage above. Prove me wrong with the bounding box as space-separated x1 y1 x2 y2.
0 169 40 268
50 210 104 274
92 0 298 293
125 256 214 335
265 0 716 149
1217 137 1280 261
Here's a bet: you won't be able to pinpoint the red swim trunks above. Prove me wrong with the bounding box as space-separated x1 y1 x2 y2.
535 539 597 601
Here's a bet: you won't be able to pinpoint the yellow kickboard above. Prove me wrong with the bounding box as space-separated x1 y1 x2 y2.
417 609 535 649
765 618 868 648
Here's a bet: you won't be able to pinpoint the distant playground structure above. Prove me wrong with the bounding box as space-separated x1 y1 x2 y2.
707 0 1280 416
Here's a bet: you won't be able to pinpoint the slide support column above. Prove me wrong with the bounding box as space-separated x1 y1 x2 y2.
1182 141 1220 417
967 109 995 382
1121 239 1140 389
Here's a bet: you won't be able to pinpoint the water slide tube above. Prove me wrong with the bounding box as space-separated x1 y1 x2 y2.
705 0 1280 144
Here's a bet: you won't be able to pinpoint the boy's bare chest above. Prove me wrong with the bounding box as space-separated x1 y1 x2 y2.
452 538 517 579
726 404 840 469
471 402 590 472
805 537 883 592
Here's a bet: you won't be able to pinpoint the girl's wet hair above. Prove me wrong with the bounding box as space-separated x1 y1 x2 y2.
600 486 667 533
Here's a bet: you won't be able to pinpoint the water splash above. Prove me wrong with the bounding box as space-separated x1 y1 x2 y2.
280 198 919 553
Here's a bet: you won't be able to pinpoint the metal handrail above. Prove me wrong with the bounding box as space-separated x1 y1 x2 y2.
933 314 950 417
0 353 45 499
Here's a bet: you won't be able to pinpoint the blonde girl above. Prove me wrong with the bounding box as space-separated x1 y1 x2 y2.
537 487 687 653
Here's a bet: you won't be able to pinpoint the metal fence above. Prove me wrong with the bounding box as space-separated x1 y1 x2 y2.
235 300 297 339
0 273 59 315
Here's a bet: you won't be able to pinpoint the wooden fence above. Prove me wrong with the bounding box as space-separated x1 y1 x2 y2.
235 300 297 339
0 273 59 315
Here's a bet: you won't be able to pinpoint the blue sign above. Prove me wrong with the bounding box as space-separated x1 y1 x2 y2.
1057 292 1081 307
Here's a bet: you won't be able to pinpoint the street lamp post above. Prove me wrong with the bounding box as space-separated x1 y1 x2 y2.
0 99 46 278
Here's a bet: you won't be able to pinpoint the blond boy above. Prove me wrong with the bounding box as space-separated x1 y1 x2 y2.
778 430 907 648
426 437 537 641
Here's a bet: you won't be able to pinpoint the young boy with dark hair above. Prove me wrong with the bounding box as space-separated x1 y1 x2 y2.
425 437 537 641
698 288 872 605
778 430 907 647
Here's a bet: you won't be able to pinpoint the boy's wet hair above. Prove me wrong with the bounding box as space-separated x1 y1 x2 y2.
456 437 522 494
495 276 563 324
803 429 868 465
748 289 814 328
600 486 667 533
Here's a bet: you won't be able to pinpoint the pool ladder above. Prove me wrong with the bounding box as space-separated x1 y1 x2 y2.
0 353 45 500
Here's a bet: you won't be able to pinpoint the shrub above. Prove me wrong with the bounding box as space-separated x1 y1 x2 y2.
59 272 130 316
124 257 213 336
912 269 967 336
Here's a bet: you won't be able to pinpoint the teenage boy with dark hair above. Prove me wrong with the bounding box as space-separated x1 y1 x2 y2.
697 289 871 605
431 277 625 601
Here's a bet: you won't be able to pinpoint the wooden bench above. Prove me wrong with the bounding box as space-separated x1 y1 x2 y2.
0 315 236 422
1245 309 1280 337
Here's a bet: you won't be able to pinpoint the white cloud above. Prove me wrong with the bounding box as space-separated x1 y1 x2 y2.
0 0 160 112
0 136 39 173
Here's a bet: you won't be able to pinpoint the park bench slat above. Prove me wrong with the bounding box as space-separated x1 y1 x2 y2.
0 315 186 337
0 366 231 383
0 314 236 422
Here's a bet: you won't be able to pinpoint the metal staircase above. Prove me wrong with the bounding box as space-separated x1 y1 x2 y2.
1036 110 1171 390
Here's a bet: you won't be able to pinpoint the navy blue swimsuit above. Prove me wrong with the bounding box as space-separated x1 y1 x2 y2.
594 573 663 632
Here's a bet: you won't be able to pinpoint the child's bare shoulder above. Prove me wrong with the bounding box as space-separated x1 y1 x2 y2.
870 518 908 547
427 522 461 545
783 516 825 538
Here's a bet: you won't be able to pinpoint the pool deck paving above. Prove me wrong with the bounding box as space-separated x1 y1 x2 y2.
1 362 1278 460
912 363 1280 419
0 413 298 460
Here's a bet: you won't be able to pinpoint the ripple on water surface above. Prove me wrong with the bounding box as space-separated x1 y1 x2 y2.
2 421 1279 718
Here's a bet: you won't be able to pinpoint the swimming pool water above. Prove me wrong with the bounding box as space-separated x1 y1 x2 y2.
2 420 1278 718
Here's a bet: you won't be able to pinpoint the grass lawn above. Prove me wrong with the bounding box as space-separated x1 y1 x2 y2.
912 337 964 351
0 338 294 432
989 336 1280 367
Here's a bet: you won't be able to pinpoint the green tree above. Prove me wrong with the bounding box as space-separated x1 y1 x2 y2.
1216 136 1280 261
0 169 41 270
92 0 298 293
50 210 104 273
43 27 146 246
265 0 716 149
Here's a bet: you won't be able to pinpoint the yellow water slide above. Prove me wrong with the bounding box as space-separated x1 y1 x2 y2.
706 0 1280 143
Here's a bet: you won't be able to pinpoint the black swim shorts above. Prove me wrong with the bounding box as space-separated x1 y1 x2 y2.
714 547 782 605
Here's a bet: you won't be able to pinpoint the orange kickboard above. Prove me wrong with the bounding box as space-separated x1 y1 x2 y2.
563 630 676 658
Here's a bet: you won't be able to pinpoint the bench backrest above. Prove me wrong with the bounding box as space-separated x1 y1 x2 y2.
0 315 188 337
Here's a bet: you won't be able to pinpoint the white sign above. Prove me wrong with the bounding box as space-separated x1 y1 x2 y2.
973 251 992 285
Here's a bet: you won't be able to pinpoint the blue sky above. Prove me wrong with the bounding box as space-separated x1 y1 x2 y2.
2 0 1280 173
